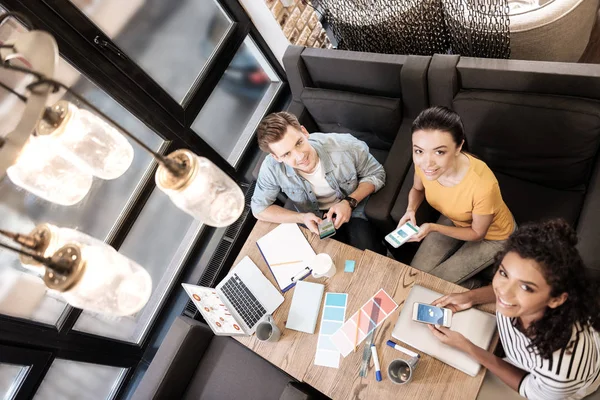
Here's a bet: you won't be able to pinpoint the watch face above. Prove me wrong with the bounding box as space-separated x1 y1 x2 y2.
346 197 357 208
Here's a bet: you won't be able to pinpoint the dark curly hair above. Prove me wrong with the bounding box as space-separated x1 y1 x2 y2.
493 218 600 359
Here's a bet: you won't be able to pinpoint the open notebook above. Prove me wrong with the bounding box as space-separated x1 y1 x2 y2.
256 223 316 292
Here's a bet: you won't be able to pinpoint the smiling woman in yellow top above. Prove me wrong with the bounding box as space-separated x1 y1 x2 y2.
397 106 515 285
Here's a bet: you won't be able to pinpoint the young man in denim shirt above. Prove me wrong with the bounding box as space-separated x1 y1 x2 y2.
251 112 386 254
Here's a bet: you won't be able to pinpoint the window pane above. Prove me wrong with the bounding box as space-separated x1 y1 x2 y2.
71 0 233 103
191 36 282 167
72 189 202 343
0 363 27 400
34 359 124 400
0 45 163 324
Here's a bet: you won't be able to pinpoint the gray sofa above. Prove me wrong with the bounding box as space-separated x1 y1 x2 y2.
132 316 327 400
283 46 600 279
401 54 600 279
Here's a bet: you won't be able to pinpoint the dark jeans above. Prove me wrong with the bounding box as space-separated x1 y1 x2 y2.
333 217 387 255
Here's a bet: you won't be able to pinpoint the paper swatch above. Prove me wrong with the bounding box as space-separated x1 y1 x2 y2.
315 293 348 368
344 260 356 272
331 289 398 357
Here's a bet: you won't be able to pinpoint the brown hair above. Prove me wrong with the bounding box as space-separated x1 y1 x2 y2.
256 112 302 153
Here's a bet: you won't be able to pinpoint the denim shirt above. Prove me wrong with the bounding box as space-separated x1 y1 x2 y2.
251 133 386 219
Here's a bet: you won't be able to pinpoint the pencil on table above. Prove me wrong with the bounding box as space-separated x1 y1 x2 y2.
270 260 302 267
354 311 361 352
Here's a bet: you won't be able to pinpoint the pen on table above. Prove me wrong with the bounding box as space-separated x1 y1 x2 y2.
386 340 420 358
371 344 382 382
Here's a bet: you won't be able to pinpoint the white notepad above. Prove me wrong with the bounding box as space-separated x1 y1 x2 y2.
286 281 325 334
256 223 316 292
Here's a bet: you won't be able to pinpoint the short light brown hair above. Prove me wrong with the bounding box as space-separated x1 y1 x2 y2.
256 111 302 153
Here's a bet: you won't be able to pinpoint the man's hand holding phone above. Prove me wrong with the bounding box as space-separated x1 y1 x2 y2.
326 201 351 229
301 213 322 235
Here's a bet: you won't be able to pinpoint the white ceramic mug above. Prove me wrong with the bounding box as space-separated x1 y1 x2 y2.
310 253 336 278
255 315 281 342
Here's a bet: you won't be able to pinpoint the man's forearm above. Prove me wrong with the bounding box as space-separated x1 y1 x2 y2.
348 182 375 203
255 204 305 224
466 343 527 392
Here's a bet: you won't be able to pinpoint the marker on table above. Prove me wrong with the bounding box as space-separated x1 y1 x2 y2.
371 344 382 382
386 340 420 359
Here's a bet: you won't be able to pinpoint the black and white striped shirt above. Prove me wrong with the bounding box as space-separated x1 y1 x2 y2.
497 312 600 400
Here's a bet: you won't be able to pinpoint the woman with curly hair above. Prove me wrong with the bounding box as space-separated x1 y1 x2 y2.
429 218 600 399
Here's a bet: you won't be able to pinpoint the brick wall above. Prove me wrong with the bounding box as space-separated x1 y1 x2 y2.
265 0 332 48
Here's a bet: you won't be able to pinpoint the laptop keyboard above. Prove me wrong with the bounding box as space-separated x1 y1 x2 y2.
221 274 267 329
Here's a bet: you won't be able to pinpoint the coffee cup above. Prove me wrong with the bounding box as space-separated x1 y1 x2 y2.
310 253 336 279
388 356 420 384
255 315 281 342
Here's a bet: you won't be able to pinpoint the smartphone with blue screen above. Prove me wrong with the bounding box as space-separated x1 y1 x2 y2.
412 302 452 327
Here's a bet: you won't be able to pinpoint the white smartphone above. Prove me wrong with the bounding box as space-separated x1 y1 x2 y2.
412 302 452 327
385 222 419 248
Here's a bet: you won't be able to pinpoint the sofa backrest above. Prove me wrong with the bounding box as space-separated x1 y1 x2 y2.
283 46 430 152
428 55 600 225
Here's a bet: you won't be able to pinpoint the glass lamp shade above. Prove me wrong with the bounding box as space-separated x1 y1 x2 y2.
37 101 134 180
19 223 106 269
155 149 245 227
51 244 152 317
6 135 93 206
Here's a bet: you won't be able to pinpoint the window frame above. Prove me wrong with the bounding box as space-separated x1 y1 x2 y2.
0 0 290 397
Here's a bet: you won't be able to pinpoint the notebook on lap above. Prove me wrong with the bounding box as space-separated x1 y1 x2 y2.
392 285 497 377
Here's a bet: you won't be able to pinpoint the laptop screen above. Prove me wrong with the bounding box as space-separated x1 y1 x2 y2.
182 283 243 335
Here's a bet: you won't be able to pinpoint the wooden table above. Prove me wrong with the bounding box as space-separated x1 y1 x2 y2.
233 221 495 400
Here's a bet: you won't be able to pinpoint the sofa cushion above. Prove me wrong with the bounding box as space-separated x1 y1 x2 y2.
183 337 293 400
453 90 600 191
301 88 402 150
132 317 214 400
496 172 585 226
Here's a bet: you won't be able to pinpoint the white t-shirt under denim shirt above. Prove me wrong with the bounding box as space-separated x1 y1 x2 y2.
297 160 338 210
497 312 600 399
251 133 385 219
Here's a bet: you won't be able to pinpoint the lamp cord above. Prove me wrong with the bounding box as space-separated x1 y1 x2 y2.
0 61 185 176
0 80 27 102
0 239 48 264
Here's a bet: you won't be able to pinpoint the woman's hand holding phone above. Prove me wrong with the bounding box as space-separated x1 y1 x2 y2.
397 209 417 228
427 325 473 353
432 292 474 313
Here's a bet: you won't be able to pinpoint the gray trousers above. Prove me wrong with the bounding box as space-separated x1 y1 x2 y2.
410 216 508 284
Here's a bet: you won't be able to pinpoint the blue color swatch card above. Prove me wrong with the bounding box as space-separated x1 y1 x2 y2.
314 293 348 368
344 260 356 273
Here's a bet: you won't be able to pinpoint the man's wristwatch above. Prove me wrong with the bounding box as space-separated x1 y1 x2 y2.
343 196 358 209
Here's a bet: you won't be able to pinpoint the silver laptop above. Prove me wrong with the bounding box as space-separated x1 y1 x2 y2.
392 285 497 377
182 256 284 336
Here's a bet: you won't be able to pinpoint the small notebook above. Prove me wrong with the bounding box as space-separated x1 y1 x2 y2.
286 281 325 334
256 223 316 292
